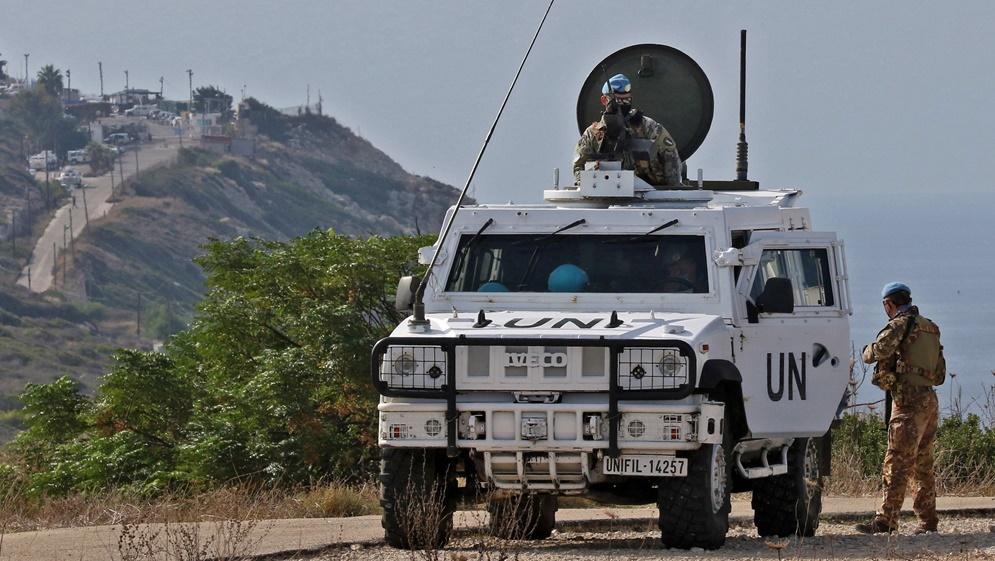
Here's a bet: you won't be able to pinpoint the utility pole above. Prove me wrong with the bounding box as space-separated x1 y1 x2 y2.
99 62 104 96
136 291 142 339
66 68 71 99
117 148 125 191
159 76 163 97
134 146 139 179
124 70 129 102
63 228 67 286
69 209 75 261
187 69 193 112
23 54 28 85
81 186 89 226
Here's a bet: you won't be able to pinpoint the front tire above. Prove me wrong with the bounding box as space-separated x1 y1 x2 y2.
657 415 732 550
488 493 557 540
380 448 457 549
752 437 824 537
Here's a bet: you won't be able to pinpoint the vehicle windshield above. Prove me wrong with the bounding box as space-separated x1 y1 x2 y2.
445 234 708 294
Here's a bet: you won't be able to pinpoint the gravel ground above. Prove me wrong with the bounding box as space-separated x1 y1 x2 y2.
307 515 995 560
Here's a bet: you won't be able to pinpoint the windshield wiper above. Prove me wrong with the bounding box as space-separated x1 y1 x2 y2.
514 218 587 245
451 218 494 275
517 219 587 288
644 219 679 235
601 219 680 244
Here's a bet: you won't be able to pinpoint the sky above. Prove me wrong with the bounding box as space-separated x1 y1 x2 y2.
4 1 995 405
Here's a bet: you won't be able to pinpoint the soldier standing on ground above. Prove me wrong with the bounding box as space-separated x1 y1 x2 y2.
856 282 945 535
572 73 683 187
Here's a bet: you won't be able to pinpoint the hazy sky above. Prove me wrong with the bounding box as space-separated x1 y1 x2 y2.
6 0 995 204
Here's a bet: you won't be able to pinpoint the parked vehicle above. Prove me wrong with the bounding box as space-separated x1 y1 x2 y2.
104 133 130 145
28 151 57 171
67 149 90 164
374 41 851 552
124 105 157 117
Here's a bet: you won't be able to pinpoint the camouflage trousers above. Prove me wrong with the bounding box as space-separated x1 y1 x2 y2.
875 385 939 529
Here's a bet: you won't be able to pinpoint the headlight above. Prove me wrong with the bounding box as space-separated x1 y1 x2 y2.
657 351 684 377
381 345 447 390
618 347 689 390
393 354 418 376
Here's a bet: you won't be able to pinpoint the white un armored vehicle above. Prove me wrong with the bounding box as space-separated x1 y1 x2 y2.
373 40 852 550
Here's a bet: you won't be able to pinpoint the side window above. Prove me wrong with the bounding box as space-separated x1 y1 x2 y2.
750 248 835 307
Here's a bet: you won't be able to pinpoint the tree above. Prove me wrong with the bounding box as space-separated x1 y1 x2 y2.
193 85 233 114
0 53 7 81
35 64 63 97
8 87 62 152
1 231 432 494
86 141 116 175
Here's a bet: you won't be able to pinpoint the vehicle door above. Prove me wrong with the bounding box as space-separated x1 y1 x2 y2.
731 232 852 437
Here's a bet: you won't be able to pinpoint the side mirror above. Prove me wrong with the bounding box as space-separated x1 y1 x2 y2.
747 277 794 323
395 276 420 314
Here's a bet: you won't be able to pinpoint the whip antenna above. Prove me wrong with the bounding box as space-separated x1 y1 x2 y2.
735 29 749 181
410 0 556 327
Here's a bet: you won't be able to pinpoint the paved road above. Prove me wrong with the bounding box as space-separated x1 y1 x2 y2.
2 496 993 561
15 121 181 293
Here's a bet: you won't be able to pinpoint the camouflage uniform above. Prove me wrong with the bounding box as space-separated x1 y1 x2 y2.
572 113 683 187
863 305 942 531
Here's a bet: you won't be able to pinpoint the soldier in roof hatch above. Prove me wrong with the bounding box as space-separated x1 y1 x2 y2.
573 73 683 187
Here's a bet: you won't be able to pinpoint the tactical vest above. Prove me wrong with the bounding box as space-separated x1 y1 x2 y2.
897 315 944 386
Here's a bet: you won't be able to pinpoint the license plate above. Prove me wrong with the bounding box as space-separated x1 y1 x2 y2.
602 455 687 477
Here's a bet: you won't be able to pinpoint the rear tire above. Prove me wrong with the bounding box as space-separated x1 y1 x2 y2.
380 448 457 549
752 437 823 537
657 404 732 550
488 494 558 540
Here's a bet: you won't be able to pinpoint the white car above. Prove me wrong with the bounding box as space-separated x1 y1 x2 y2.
67 149 90 164
105 132 130 145
59 167 82 189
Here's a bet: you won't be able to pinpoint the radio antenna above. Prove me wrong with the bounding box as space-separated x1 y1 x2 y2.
735 29 749 181
409 0 555 328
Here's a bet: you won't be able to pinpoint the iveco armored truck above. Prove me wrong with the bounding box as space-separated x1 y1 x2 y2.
372 41 851 551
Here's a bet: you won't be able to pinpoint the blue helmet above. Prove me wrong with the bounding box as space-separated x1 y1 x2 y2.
881 282 911 298
548 264 589 292
602 73 631 95
478 281 509 292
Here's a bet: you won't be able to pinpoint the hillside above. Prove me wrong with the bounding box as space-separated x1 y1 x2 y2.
0 98 462 435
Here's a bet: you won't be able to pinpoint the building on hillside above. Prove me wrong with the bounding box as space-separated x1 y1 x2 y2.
106 89 163 107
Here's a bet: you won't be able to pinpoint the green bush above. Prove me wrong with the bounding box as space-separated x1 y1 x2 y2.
0 232 431 497
831 408 995 494
833 412 888 478
935 413 995 487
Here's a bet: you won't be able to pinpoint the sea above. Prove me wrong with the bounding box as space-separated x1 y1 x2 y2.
802 190 995 418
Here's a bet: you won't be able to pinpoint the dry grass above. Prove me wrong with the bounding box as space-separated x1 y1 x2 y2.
0 481 380 534
826 445 995 498
824 448 880 497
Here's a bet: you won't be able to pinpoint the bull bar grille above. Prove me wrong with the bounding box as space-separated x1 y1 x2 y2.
372 337 696 458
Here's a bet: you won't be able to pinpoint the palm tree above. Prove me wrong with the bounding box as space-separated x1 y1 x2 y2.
36 64 63 97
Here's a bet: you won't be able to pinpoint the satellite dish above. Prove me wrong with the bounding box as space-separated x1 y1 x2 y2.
576 44 714 162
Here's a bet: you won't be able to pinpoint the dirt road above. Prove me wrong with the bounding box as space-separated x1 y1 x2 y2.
2 497 994 561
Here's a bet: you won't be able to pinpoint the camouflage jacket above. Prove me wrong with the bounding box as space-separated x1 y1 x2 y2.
572 112 683 186
864 306 944 391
